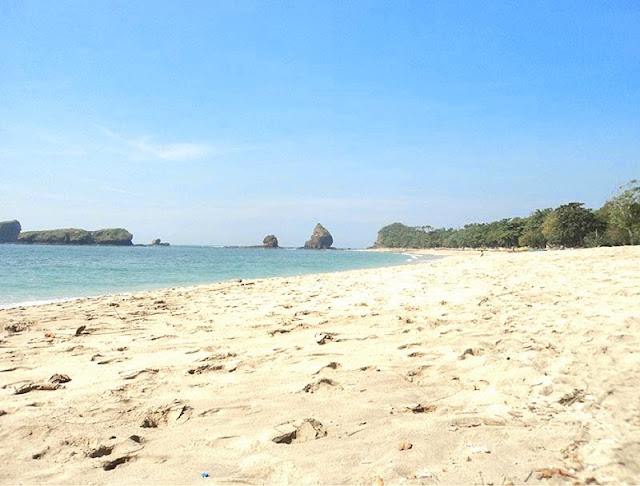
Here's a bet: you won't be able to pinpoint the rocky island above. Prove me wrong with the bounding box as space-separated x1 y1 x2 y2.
0 220 21 243
0 220 134 246
303 223 334 249
18 228 134 246
150 238 170 247
262 234 279 248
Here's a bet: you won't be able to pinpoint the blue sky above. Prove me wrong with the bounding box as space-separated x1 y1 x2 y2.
1 1 638 247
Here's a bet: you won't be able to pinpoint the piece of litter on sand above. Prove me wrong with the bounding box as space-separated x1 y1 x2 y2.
201 472 210 478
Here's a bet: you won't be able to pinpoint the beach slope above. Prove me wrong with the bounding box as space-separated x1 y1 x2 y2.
1 246 639 484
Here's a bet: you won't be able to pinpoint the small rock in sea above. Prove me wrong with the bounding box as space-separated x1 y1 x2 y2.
263 234 279 248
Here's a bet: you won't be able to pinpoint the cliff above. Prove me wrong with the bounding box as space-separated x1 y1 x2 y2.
18 228 133 246
0 220 21 243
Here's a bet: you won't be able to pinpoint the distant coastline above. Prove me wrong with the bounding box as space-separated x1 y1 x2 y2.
0 220 134 246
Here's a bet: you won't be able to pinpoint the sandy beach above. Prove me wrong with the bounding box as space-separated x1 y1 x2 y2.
1 246 639 485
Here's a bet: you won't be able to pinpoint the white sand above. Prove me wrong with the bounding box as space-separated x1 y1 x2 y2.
1 246 639 485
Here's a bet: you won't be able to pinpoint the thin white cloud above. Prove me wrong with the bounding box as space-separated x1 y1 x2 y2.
95 125 212 162
100 185 136 195
133 138 211 161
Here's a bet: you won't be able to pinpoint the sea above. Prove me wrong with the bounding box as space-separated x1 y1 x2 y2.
0 245 431 308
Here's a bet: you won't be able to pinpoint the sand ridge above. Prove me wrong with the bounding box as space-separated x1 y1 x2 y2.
0 246 639 485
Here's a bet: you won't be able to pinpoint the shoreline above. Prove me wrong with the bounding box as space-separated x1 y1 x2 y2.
0 247 417 310
365 247 482 257
1 246 639 484
0 251 440 311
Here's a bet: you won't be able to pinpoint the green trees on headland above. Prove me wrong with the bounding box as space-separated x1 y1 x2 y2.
375 180 640 249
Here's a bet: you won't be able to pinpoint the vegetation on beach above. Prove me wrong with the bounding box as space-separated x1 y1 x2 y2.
375 180 640 249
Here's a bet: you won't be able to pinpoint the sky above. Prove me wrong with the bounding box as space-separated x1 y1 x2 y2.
1 1 639 247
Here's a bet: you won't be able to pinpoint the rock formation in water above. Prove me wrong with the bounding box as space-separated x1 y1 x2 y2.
263 235 279 248
0 220 21 243
304 223 334 249
18 228 134 246
150 238 170 246
89 229 133 246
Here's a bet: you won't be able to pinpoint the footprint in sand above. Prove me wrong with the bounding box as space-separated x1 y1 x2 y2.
403 365 433 384
119 368 159 380
397 342 422 350
187 363 225 374
92 354 130 365
141 401 193 428
86 435 145 471
302 378 341 393
14 376 67 395
88 444 114 458
316 332 338 345
313 362 342 375
188 352 239 374
390 403 438 414
272 419 327 444
102 456 132 471
459 348 484 360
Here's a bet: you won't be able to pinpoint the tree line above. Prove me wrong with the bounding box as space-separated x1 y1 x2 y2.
374 180 640 249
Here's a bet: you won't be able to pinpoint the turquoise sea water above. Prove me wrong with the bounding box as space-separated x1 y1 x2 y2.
0 245 427 307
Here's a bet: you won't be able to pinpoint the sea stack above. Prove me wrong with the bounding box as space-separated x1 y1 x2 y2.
304 223 333 249
0 220 21 243
263 235 279 248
